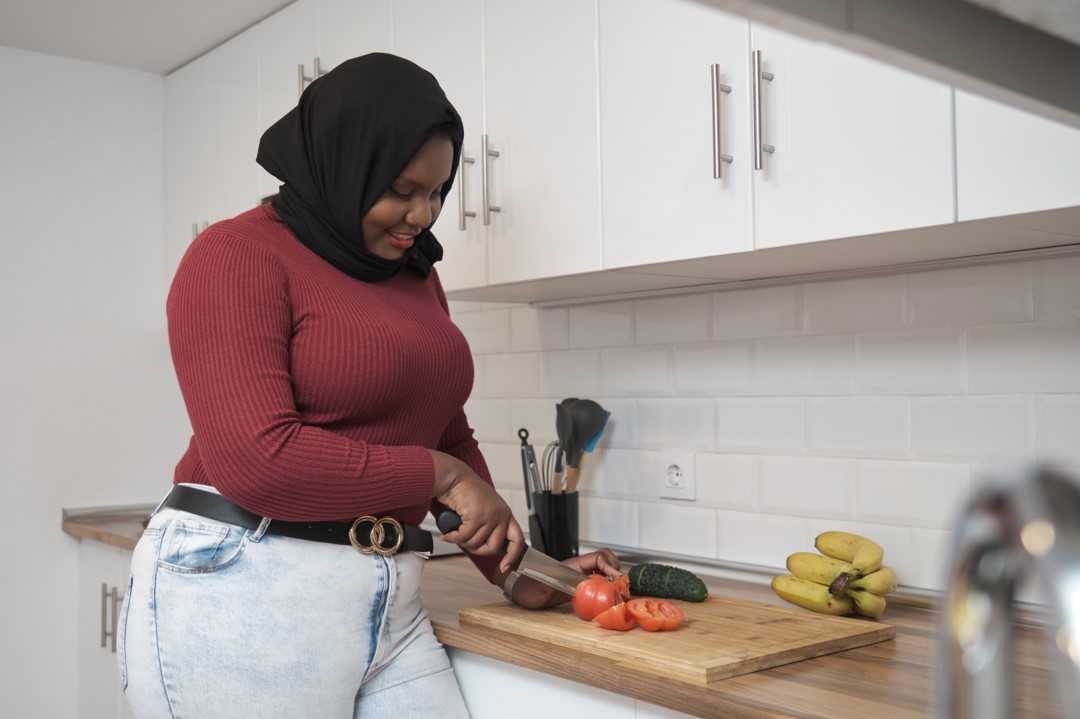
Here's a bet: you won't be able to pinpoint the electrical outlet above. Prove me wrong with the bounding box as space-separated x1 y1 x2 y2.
659 455 696 501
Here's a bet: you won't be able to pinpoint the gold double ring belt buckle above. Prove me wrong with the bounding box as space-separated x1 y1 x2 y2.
348 516 405 555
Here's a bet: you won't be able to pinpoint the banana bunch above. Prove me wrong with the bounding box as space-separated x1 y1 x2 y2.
770 531 897 619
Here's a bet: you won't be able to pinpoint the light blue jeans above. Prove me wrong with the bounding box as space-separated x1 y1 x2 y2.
118 504 470 718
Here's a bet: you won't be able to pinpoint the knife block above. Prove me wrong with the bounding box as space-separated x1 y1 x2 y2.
530 490 578 560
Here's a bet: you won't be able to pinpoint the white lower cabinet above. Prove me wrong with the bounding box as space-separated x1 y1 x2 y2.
77 541 134 719
448 648 695 718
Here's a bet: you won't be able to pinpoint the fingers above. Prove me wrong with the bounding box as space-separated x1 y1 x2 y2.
499 518 526 573
565 548 622 576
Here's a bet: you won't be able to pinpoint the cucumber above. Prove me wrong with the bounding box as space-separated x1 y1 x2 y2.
627 562 708 602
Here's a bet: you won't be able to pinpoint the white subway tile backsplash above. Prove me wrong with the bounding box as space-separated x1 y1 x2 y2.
591 398 637 449
464 398 512 443
599 346 671 395
716 510 806 569
637 398 715 450
1038 395 1080 464
510 306 568 352
713 284 802 340
482 353 539 398
1034 254 1080 320
538 349 600 398
593 448 695 501
715 397 803 454
805 397 908 459
857 328 965 394
911 528 952 592
636 293 712 344
803 275 906 334
856 460 971 528
579 496 639 548
756 334 855 395
911 396 1035 462
568 300 635 348
673 341 754 395
479 441 524 491
969 320 1080 393
695 453 758 511
908 261 1032 328
638 502 717 558
452 307 511 354
759 456 855 519
510 398 561 448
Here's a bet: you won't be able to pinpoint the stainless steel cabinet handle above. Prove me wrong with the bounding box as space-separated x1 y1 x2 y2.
481 135 501 226
457 155 476 231
297 57 329 97
710 64 733 179
191 220 208 240
751 50 775 170
100 583 125 654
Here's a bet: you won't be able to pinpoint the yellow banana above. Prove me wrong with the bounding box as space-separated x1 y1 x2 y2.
770 575 854 616
786 552 853 586
849 588 888 618
850 566 898 596
814 531 885 576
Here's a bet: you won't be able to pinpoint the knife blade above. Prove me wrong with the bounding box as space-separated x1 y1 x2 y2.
435 509 586 597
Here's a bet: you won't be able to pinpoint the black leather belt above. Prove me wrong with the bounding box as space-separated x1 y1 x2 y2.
160 484 433 554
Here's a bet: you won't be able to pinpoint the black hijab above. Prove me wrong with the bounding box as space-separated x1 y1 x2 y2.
256 53 463 282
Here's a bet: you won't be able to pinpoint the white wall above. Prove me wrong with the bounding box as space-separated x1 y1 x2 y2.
452 254 1080 595
0 46 188 716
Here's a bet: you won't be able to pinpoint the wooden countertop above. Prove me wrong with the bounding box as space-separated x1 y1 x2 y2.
63 511 1065 719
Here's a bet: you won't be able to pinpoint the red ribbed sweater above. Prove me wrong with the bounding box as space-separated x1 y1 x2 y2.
167 205 496 575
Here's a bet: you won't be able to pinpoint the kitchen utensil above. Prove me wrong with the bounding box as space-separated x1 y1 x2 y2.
564 399 610 494
517 428 548 552
553 398 578 493
436 509 584 594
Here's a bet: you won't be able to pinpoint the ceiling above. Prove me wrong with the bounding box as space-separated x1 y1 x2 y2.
0 0 294 74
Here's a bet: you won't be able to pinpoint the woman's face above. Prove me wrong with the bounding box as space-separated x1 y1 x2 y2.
361 135 455 261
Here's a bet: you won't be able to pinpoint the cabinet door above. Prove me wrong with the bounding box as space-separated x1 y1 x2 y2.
956 90 1080 221
750 24 954 249
320 0 393 69
393 0 487 291
599 0 752 269
258 0 320 199
484 0 603 284
206 26 261 223
77 542 133 719
164 56 209 287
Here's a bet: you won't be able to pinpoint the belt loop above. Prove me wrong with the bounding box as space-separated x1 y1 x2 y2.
251 517 271 542
149 489 172 518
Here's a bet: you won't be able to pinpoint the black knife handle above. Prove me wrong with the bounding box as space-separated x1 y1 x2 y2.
435 509 515 555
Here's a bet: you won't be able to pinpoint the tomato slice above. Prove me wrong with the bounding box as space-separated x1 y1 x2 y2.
626 598 685 631
591 602 636 631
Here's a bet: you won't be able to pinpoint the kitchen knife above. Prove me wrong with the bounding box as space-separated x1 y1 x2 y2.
436 509 586 597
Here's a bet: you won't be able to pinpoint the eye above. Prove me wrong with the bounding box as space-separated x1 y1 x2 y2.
389 186 411 200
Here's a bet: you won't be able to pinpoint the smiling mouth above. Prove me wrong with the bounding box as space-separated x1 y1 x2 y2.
386 231 417 249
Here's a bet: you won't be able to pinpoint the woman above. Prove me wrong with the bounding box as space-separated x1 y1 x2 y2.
120 53 620 718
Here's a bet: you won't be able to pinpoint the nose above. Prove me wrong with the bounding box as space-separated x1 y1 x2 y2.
406 197 437 229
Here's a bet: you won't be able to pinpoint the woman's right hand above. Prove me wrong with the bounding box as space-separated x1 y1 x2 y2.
429 450 525 572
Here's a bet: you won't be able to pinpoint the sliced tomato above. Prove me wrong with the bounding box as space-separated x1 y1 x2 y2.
626 598 685 631
572 573 631 621
591 602 636 631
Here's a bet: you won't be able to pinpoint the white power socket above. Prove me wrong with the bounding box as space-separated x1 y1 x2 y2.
659 456 696 501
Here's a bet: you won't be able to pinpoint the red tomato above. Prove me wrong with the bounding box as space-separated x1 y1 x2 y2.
591 602 636 631
626 598 685 631
572 574 631 621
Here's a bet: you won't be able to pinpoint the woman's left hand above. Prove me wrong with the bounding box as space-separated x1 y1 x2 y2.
501 547 622 609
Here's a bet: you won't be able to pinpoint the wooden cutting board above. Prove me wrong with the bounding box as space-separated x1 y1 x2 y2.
459 595 895 684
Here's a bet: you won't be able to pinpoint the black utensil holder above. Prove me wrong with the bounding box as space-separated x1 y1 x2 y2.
530 490 578 560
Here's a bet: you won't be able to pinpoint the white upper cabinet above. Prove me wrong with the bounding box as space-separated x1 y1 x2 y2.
257 0 320 199
483 0 603 285
393 0 487 292
164 54 209 286
749 23 955 249
956 89 1080 222
319 0 393 69
206 27 261 225
599 0 753 269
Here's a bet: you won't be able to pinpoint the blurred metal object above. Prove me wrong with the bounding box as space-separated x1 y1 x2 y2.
938 466 1080 719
